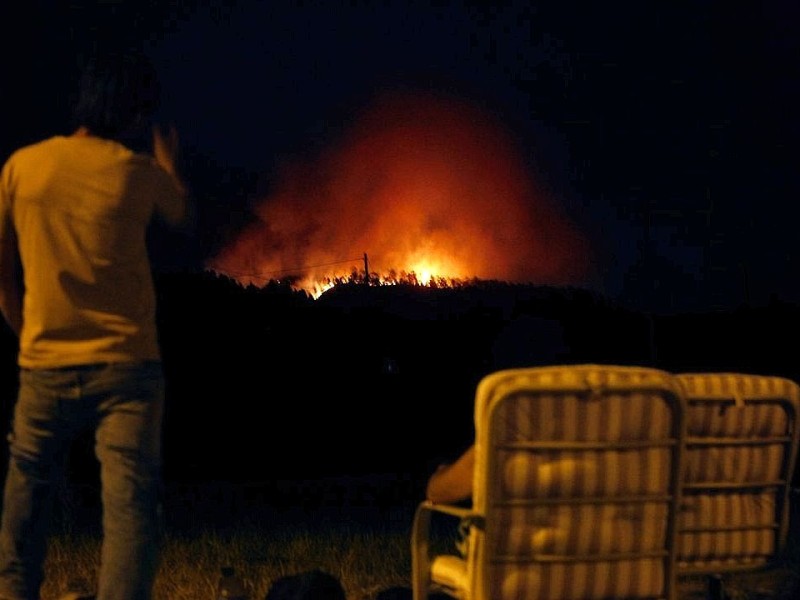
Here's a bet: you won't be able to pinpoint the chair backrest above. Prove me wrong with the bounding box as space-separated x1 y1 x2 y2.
467 364 686 600
675 372 800 574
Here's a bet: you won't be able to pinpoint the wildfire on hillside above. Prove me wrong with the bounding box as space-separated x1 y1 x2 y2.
206 89 591 299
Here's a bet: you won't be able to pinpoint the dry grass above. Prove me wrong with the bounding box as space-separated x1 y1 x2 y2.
34 483 800 600
40 502 417 600
38 523 800 600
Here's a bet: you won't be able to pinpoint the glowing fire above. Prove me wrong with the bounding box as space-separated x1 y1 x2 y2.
207 89 591 298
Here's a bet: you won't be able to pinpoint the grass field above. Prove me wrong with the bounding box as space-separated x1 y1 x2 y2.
32 480 800 600
43 513 414 599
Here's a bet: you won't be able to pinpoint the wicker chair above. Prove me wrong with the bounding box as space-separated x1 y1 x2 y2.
675 372 800 599
411 364 687 600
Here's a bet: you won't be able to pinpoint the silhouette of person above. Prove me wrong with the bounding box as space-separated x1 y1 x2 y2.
0 45 192 600
425 315 570 504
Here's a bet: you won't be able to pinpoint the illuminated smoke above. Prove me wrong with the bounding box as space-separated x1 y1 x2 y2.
207 89 590 296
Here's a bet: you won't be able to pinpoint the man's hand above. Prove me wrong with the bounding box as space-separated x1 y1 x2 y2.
152 123 180 178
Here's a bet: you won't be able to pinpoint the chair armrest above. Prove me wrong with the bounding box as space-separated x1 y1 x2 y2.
411 501 483 600
417 500 477 521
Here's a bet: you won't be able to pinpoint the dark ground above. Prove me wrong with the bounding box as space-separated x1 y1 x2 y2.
1 274 799 512
0 277 799 600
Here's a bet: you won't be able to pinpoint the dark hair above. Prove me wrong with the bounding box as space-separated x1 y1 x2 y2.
264 570 345 600
72 47 161 141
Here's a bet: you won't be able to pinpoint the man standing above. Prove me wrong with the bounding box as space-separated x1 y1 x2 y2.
0 47 191 600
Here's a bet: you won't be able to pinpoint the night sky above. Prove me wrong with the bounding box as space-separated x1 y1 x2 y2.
2 1 799 314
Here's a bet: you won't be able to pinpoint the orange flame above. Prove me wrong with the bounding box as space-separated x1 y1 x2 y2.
207 89 591 298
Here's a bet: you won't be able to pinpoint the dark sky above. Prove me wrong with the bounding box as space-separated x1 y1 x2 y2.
2 1 799 314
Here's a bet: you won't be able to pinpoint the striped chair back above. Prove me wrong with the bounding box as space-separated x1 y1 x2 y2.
465 364 686 600
675 373 800 575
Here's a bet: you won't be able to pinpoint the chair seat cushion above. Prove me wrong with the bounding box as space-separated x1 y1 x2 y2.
495 559 665 600
431 554 468 594
502 449 672 497
678 492 777 562
685 445 785 482
492 502 669 555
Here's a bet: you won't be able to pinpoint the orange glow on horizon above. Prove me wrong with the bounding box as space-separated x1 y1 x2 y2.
207 89 591 298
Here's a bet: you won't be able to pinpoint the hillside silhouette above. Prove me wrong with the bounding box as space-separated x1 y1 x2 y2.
1 270 799 497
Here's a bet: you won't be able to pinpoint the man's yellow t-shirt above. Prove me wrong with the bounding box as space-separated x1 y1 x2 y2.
0 134 186 368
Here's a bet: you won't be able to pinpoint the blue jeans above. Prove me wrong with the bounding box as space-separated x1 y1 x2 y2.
0 362 164 600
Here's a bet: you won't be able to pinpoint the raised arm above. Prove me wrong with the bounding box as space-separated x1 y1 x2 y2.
152 123 195 231
153 123 184 193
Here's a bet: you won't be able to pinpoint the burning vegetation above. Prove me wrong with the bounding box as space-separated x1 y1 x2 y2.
322 268 480 290
272 258 486 299
207 89 591 298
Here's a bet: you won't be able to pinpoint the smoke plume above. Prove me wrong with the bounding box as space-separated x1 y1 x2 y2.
208 89 590 296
